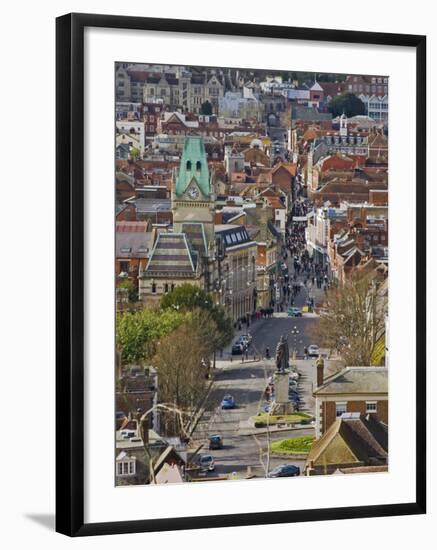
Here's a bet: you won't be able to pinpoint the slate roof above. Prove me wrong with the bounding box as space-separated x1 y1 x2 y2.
314 366 388 396
215 224 253 250
145 233 198 277
133 198 171 214
245 207 276 243
181 222 207 257
292 106 333 122
116 222 153 258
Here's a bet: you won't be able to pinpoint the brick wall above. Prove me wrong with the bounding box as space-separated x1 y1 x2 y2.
369 190 388 205
322 399 388 434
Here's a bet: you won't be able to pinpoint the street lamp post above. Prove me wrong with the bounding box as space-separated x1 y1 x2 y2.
290 325 300 358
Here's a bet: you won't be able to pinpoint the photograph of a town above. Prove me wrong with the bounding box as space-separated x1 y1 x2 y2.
115 63 388 486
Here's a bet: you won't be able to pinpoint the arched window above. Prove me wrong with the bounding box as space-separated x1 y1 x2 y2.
164 283 169 293
151 282 156 293
196 161 201 172
171 283 175 291
186 160 192 171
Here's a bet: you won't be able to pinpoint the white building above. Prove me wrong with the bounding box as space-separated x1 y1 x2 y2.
116 120 145 153
358 94 389 122
306 206 347 266
219 91 264 121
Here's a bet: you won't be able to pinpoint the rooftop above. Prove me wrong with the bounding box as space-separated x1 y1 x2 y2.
314 366 388 395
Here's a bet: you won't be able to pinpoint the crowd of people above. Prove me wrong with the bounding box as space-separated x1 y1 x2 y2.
232 198 333 327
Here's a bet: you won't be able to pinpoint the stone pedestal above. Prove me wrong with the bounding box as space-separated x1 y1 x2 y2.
270 369 294 414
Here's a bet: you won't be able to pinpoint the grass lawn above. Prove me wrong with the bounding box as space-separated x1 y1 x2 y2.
270 436 315 454
251 412 312 427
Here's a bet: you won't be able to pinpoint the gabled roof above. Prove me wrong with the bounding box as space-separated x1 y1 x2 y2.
145 233 198 277
342 246 365 265
306 413 388 468
155 462 184 484
272 162 298 177
310 80 324 92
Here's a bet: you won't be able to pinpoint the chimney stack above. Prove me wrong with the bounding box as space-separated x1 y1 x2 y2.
316 355 324 387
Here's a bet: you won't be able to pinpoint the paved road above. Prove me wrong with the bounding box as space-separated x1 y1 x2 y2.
192 359 315 479
190 214 333 479
249 315 320 361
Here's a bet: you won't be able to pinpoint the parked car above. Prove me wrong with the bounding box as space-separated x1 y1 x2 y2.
268 464 300 478
238 334 252 347
199 455 215 472
287 306 302 317
308 344 320 357
208 435 223 450
232 342 244 355
236 336 249 350
221 394 236 409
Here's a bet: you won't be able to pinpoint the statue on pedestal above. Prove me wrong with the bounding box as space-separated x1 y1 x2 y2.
275 334 289 373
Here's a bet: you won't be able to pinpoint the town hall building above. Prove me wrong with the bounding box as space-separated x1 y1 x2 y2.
139 137 216 302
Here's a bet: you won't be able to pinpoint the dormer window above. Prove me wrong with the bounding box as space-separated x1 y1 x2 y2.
116 452 136 477
186 160 192 171
196 161 201 172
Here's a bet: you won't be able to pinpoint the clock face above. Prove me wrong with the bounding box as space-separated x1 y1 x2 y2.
187 185 199 199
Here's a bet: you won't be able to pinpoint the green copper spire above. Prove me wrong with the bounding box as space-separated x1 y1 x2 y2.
175 137 211 197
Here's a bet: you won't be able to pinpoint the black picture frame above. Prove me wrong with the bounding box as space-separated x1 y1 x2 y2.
56 12 426 537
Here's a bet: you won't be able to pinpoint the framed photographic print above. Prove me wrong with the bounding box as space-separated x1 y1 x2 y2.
56 13 426 536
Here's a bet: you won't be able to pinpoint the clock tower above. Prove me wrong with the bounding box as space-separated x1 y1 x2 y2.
172 137 215 249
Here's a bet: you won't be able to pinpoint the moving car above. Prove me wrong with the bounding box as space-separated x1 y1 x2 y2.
287 306 302 317
208 435 223 450
232 342 244 355
221 394 236 410
199 455 215 472
268 464 300 478
308 344 320 357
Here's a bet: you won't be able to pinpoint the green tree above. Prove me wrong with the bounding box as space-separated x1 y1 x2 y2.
117 279 138 303
328 93 366 117
200 100 213 115
130 146 140 161
116 307 186 365
160 284 212 311
160 284 233 351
